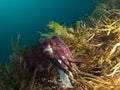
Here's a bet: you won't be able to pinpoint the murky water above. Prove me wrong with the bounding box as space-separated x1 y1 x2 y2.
0 0 95 64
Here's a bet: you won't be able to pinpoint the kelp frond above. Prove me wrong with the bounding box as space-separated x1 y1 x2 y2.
44 2 120 89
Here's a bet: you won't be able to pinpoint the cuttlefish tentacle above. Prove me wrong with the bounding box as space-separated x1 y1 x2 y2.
53 48 73 72
51 36 82 75
42 36 86 88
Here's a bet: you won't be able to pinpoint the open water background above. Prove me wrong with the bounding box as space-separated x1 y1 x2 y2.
0 0 95 64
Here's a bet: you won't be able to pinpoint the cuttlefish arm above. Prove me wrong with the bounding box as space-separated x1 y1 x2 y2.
41 39 73 88
51 36 85 75
42 36 86 88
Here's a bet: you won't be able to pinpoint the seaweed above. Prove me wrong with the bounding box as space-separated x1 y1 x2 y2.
45 1 120 89
0 34 67 90
0 35 44 90
1 0 120 89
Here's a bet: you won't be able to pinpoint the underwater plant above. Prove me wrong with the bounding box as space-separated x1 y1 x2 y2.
1 0 120 90
45 1 120 89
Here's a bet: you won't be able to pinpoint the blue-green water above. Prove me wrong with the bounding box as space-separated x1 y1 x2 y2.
0 0 95 64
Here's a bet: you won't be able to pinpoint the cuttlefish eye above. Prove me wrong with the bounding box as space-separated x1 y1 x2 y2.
43 45 53 53
42 44 54 59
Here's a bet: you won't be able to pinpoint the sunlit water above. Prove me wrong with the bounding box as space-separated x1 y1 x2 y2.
0 0 95 64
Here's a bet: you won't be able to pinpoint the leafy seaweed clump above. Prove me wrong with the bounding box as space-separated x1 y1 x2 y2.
46 1 120 89
0 35 67 90
0 35 44 90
